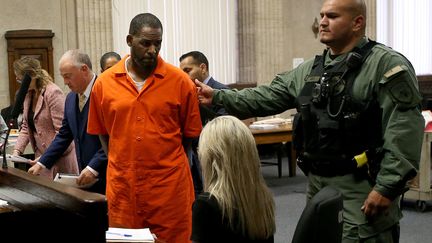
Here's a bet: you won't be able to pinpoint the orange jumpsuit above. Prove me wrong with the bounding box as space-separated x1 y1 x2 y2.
87 56 202 242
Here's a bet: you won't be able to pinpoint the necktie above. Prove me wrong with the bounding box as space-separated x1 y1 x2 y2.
79 94 86 111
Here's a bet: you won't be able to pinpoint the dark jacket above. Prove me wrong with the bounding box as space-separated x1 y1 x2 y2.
39 90 107 194
200 77 229 124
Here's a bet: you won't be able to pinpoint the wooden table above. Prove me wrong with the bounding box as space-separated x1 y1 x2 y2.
0 167 107 242
250 124 296 177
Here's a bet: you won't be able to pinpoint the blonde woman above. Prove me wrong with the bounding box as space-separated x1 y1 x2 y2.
192 115 275 243
12 56 79 179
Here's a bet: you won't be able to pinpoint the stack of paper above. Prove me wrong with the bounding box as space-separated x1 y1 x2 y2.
249 117 291 130
0 199 8 206
422 110 432 132
249 124 279 130
0 154 31 164
252 117 291 125
54 173 98 189
54 173 79 187
106 227 154 242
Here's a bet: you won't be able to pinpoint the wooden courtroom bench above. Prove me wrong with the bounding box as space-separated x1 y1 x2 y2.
0 167 107 242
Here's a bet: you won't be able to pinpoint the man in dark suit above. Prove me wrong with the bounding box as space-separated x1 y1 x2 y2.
28 49 107 194
179 51 229 196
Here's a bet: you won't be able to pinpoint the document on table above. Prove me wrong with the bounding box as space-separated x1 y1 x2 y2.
0 199 8 206
54 173 79 187
249 117 291 129
249 124 279 130
252 117 291 125
0 154 31 164
54 173 98 189
106 227 154 242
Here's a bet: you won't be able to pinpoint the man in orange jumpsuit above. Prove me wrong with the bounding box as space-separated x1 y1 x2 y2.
87 13 202 243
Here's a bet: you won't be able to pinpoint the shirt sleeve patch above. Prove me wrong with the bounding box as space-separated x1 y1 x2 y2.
384 65 403 79
388 81 413 104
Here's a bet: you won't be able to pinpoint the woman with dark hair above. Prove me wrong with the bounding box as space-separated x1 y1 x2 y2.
12 56 78 179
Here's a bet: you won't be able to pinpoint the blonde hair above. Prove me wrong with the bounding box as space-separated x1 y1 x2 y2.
13 56 53 92
198 115 276 240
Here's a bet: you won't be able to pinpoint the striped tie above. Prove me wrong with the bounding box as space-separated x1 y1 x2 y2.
79 94 86 111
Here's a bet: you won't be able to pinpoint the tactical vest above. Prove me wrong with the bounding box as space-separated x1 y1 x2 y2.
293 41 383 176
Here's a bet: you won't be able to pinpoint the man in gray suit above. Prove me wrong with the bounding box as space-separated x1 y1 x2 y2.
180 51 229 196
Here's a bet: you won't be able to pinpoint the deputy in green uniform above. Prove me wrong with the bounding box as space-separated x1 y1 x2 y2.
196 0 424 242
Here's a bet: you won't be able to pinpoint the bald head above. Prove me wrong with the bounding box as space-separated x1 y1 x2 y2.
320 0 367 54
324 0 366 21
347 0 366 21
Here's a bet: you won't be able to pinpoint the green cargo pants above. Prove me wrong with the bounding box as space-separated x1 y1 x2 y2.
307 172 402 243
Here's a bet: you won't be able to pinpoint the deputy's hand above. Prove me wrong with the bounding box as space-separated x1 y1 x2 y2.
77 167 98 186
194 79 214 106
361 189 392 219
28 163 44 175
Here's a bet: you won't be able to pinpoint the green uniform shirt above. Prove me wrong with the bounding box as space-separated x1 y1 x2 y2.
214 37 424 199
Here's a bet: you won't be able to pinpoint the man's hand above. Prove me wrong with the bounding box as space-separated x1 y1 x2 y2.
77 167 98 186
195 79 214 106
361 189 392 219
28 156 40 166
28 163 44 175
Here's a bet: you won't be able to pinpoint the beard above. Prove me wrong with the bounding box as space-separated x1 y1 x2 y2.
132 55 157 71
130 46 158 70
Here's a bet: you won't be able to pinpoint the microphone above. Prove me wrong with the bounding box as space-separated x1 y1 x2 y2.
2 72 31 168
9 73 31 121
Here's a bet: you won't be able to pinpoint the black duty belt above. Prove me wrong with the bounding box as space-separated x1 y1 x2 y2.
308 159 364 177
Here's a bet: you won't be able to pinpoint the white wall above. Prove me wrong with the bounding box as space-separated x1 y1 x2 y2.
112 0 238 84
377 0 432 75
0 0 75 108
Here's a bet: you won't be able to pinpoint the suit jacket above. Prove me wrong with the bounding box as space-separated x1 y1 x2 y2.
200 77 229 124
39 88 107 194
190 77 229 195
15 83 79 179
